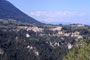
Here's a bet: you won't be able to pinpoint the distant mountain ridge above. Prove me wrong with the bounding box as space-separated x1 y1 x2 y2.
0 0 42 24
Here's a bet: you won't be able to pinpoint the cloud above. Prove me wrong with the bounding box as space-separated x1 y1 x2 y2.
29 11 89 24
30 11 85 16
30 11 41 16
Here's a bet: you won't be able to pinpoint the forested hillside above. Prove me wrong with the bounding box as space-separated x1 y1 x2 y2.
0 19 90 60
63 39 90 60
63 29 90 60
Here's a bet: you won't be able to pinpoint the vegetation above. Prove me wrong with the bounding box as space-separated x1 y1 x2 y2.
0 29 68 60
0 0 90 60
63 39 90 60
0 19 90 60
89 29 90 33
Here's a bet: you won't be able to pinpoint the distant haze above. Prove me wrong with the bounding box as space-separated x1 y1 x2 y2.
8 0 90 25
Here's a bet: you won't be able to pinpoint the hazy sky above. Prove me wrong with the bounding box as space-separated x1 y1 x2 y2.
8 0 90 25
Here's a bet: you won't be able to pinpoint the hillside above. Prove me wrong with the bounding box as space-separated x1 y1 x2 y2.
0 0 42 24
63 30 90 60
0 20 90 60
63 39 90 60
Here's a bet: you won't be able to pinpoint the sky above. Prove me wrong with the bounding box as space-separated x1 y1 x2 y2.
8 0 90 25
